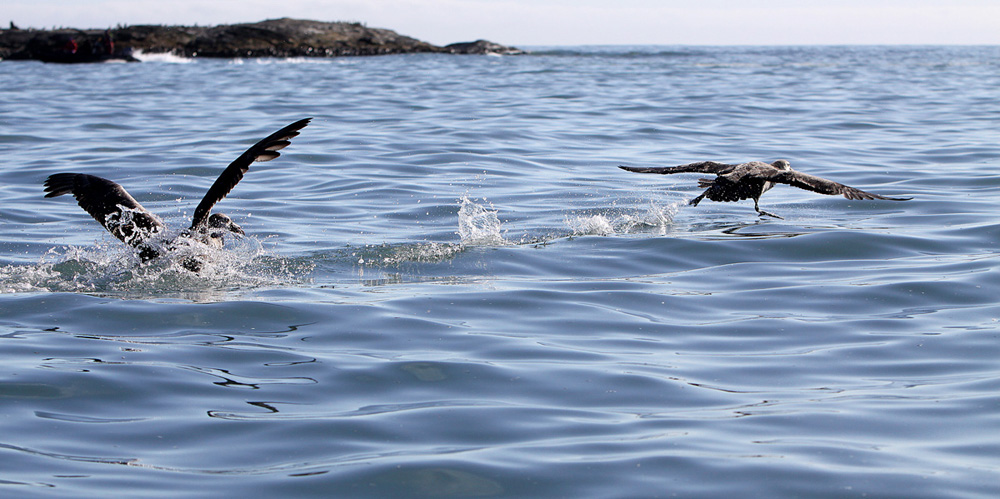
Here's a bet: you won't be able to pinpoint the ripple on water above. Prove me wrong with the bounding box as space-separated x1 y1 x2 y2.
1 46 999 498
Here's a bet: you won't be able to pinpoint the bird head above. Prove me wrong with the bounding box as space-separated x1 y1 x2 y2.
207 213 244 237
771 160 792 171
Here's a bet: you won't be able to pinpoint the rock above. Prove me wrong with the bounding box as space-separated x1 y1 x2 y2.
180 18 444 58
0 27 138 63
445 40 526 55
0 18 526 61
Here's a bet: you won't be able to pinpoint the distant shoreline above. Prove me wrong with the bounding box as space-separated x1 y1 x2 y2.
0 18 526 62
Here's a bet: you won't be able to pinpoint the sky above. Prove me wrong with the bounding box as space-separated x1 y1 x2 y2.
6 0 1000 46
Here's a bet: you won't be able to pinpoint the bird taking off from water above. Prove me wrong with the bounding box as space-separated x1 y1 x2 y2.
43 118 311 271
618 159 910 219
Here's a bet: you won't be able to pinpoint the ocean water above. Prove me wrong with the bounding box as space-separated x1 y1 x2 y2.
1 45 999 497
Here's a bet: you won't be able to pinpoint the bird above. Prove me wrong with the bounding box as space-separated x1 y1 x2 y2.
43 118 311 271
618 159 910 219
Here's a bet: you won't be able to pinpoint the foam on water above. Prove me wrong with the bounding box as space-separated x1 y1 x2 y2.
131 50 193 64
0 234 314 298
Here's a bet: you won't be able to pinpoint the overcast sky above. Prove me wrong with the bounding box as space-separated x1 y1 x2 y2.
7 0 1000 46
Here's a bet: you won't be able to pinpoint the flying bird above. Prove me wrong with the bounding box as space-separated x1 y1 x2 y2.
44 118 311 271
619 159 910 218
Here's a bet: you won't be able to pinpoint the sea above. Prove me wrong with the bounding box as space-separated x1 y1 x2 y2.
1 45 998 497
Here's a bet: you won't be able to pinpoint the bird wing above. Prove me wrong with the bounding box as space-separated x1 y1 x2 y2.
618 161 739 175
766 170 911 201
44 173 165 246
189 118 311 230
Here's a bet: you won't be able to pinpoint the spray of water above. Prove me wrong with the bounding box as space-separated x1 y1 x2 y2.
0 233 313 298
4 197 678 293
458 196 507 246
566 201 679 236
131 50 193 64
350 196 506 270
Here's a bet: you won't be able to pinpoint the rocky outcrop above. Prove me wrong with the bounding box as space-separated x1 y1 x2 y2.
445 40 527 55
0 18 526 61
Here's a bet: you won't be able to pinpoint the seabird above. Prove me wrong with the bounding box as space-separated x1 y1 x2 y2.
43 118 311 271
619 159 910 218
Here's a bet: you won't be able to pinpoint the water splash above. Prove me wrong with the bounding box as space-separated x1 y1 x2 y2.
4 198 677 290
348 196 504 269
567 201 679 236
0 236 313 299
567 215 616 236
619 201 680 234
458 196 507 246
131 50 193 64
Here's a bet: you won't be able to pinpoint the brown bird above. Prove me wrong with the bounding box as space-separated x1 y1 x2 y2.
619 159 910 219
43 118 311 271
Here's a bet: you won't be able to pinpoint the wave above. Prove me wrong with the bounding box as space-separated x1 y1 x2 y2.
525 45 702 59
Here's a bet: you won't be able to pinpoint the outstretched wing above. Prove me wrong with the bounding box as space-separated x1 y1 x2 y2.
44 173 165 246
767 170 911 201
190 118 312 230
618 161 739 175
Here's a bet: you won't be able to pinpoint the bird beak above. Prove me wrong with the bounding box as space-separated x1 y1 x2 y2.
229 221 244 236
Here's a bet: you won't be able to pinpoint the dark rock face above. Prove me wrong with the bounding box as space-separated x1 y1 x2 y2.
181 19 444 58
0 27 139 62
445 40 527 55
0 18 526 61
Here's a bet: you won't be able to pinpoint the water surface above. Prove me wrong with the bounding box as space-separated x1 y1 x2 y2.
1 46 999 497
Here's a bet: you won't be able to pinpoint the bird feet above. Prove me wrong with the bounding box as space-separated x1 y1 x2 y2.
756 209 783 219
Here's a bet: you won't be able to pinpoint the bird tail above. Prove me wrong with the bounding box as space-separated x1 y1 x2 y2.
696 178 714 189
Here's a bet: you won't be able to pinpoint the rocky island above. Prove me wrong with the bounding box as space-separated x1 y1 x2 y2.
0 18 526 62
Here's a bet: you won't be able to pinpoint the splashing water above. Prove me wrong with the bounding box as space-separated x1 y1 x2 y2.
351 197 506 270
567 215 616 236
6 197 677 292
567 201 679 236
0 234 313 299
131 50 193 64
458 196 507 246
619 201 679 234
